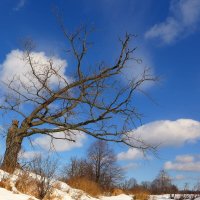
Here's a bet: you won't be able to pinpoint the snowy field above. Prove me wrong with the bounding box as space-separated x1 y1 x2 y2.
0 169 199 200
2 188 199 200
1 187 200 200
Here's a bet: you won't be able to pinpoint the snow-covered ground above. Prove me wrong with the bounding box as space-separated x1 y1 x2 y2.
0 169 200 200
0 169 134 200
0 187 38 200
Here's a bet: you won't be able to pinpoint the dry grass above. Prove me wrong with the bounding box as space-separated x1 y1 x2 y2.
111 188 124 196
134 192 150 200
15 172 40 198
15 171 55 199
67 177 101 197
0 177 12 191
133 190 150 200
129 187 150 200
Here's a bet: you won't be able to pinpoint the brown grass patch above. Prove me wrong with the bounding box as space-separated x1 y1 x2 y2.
67 177 101 197
133 190 150 200
112 188 124 196
0 177 12 191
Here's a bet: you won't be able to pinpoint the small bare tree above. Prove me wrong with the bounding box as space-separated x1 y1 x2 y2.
151 169 177 195
120 178 138 191
64 157 92 180
27 155 58 199
0 23 156 173
87 140 122 189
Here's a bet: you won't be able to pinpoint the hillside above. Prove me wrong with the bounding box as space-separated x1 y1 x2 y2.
1 169 200 200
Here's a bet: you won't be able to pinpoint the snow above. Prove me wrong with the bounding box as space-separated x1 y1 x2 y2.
0 187 37 200
0 169 200 200
101 194 133 200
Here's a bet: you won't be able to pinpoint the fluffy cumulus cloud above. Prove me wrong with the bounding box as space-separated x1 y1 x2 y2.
164 154 200 172
117 148 144 161
145 0 200 44
127 119 200 147
0 49 68 93
33 131 86 152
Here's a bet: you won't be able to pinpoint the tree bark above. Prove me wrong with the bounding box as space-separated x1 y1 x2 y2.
1 120 24 173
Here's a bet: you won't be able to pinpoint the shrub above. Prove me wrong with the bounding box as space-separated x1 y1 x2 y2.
18 155 58 199
67 177 101 197
15 172 40 198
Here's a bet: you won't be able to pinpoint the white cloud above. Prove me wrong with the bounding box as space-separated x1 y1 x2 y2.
19 151 41 160
165 161 200 172
33 131 86 152
127 119 200 147
121 163 139 171
117 148 144 161
0 49 69 95
176 155 194 163
164 154 200 172
145 0 200 44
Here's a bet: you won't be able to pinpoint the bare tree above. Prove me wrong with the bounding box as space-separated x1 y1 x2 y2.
0 23 156 173
141 181 151 191
120 177 138 191
87 140 122 189
64 157 92 180
151 169 177 194
64 140 122 190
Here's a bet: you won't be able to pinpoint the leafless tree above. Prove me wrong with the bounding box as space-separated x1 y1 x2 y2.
120 177 138 191
0 22 156 173
64 157 92 180
87 140 123 189
64 140 122 190
141 181 151 191
151 169 177 195
195 181 200 196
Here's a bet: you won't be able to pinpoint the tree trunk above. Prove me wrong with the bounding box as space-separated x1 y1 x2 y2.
1 120 24 173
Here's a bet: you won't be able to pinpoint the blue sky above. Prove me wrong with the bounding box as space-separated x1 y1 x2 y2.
0 0 200 189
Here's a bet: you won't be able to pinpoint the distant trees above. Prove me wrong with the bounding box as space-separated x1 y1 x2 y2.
194 181 200 194
65 140 122 190
120 177 138 191
119 170 178 195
